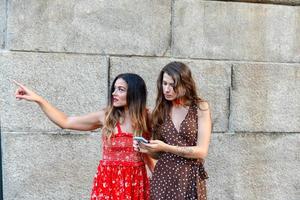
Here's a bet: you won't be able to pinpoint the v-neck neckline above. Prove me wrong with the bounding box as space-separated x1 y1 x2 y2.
169 105 191 134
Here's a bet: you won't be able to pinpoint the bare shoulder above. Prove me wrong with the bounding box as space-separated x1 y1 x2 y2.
88 109 106 123
98 108 107 122
196 100 210 111
196 101 211 118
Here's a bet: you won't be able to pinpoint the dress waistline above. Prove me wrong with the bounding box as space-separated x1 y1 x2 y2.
100 160 145 167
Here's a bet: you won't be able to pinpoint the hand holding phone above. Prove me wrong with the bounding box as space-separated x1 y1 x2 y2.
133 136 149 143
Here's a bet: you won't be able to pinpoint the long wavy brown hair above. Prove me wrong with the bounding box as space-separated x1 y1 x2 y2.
103 73 149 138
152 61 204 139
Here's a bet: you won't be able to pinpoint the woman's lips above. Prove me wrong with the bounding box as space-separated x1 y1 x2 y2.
113 98 118 102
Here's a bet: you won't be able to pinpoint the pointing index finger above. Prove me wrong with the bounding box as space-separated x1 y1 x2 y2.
12 79 25 88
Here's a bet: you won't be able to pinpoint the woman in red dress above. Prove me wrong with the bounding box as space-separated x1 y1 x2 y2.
14 73 154 200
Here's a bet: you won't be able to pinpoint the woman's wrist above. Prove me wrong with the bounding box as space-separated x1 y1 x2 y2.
163 143 171 153
36 95 45 104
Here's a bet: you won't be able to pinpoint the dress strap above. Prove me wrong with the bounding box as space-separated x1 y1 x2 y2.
191 101 198 113
116 122 122 134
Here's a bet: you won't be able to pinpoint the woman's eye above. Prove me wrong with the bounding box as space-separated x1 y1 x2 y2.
119 87 125 92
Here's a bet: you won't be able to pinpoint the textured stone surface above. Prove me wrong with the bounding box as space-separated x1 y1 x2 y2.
206 133 300 200
110 57 231 132
210 0 300 5
0 0 5 48
1 1 300 200
2 131 101 200
230 63 300 132
173 1 300 62
0 52 108 132
7 0 171 56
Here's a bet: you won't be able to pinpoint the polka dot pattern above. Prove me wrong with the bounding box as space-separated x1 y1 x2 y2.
151 103 208 200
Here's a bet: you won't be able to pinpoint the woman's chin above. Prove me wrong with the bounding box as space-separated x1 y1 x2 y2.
113 103 126 108
164 96 175 101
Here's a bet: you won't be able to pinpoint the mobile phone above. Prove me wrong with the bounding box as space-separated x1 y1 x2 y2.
133 136 149 143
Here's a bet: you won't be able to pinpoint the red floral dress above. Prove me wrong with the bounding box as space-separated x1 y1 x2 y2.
90 123 150 200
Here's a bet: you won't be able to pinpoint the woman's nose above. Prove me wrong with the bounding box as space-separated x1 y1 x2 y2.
165 86 170 93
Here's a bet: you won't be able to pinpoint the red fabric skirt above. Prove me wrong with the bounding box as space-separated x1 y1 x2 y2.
90 160 150 200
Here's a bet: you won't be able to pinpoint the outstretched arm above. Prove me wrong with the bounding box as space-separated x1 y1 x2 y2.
13 80 105 131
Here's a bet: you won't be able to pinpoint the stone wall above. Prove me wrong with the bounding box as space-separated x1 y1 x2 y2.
0 1 299 200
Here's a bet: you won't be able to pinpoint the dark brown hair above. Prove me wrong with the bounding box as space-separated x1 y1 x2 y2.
103 73 149 138
152 61 204 139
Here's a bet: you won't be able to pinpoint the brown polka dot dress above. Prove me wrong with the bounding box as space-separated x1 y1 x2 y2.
150 103 208 200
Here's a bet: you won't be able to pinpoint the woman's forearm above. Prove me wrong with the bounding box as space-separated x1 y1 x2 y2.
36 97 69 129
164 144 208 159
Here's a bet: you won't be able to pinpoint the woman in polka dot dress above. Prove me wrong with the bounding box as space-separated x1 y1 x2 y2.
14 73 154 200
138 62 212 200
